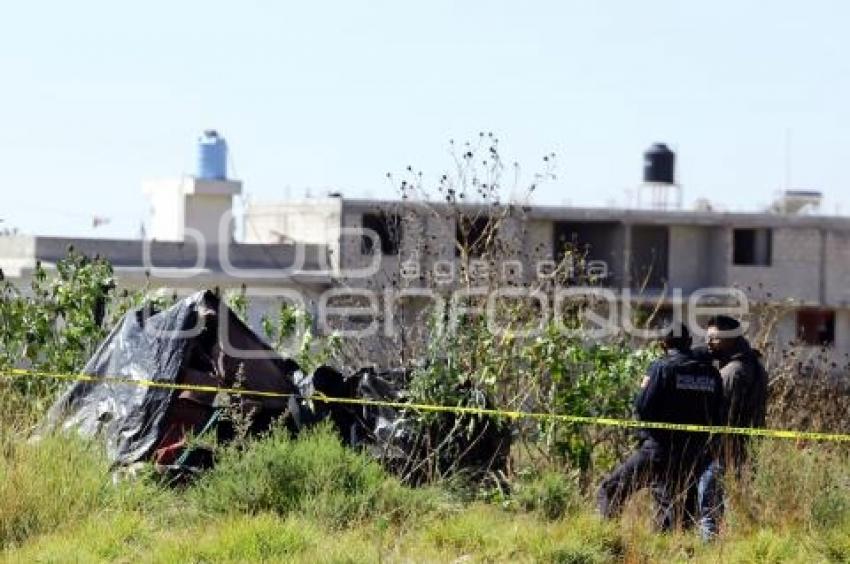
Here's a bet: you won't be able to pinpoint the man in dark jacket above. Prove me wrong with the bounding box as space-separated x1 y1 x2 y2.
689 316 769 539
597 324 724 537
705 315 768 468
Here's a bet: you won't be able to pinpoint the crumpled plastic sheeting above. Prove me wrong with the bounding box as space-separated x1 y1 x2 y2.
43 290 301 466
43 293 204 465
288 366 511 483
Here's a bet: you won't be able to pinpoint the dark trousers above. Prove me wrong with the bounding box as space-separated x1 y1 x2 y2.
597 440 718 537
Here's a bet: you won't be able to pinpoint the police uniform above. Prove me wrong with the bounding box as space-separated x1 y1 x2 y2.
597 348 724 533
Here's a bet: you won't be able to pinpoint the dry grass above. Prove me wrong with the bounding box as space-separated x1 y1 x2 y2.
1 395 849 563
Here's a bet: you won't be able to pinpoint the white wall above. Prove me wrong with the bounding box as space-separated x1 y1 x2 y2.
244 199 342 272
144 177 241 245
144 179 186 241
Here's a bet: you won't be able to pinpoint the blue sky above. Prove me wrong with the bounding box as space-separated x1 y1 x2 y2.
2 1 849 238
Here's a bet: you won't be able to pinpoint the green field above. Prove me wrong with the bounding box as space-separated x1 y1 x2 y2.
3 254 850 562
2 421 849 563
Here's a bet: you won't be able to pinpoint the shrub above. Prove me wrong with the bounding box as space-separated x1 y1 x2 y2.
513 470 583 520
0 250 116 376
189 424 438 526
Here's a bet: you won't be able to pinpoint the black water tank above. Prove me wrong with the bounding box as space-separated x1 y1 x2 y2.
643 143 676 184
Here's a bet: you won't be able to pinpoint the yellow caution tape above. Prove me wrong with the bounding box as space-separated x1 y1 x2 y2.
3 367 850 442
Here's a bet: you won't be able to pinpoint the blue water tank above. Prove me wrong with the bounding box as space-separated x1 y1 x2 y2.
197 129 228 180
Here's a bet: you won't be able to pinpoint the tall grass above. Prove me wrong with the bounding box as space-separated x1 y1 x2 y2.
2 412 850 561
190 423 440 526
0 433 166 549
735 440 850 531
3 359 850 561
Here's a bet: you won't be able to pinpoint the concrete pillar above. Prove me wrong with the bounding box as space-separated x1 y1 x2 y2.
622 222 632 290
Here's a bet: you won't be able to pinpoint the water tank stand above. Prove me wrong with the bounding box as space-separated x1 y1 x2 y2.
636 182 683 210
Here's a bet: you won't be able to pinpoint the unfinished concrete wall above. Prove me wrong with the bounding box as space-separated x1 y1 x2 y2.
521 219 554 283
338 208 409 290
772 311 798 347
764 308 850 370
0 236 36 279
835 310 850 355
705 227 729 288
630 225 669 291
727 227 822 303
825 230 850 307
668 225 722 293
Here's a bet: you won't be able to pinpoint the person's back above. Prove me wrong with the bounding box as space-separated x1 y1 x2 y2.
598 324 724 536
635 350 724 453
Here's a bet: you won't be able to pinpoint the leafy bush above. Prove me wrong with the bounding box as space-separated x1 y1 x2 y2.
190 424 438 526
261 301 341 374
520 327 653 476
513 469 583 520
0 249 147 412
0 250 116 374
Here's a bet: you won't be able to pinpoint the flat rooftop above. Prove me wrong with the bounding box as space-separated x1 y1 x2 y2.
0 235 333 285
255 197 850 231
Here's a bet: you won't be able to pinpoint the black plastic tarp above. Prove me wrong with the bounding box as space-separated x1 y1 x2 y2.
43 289 511 482
287 366 512 484
43 290 300 465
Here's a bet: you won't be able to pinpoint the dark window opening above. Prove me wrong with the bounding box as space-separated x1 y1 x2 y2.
361 212 401 255
630 225 669 290
456 216 493 257
796 309 835 347
553 221 621 285
733 228 772 266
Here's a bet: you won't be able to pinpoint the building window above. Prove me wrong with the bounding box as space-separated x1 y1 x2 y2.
456 216 493 258
630 225 669 290
553 221 622 286
733 228 772 266
361 212 401 255
796 309 835 347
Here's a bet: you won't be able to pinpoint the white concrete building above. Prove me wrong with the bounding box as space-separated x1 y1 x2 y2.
0 131 334 335
143 176 242 244
2 134 849 367
242 194 850 364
